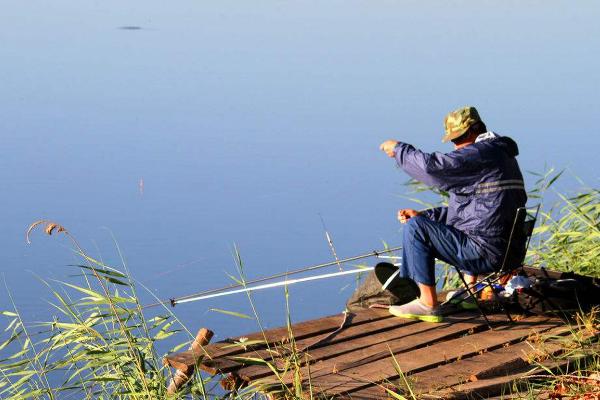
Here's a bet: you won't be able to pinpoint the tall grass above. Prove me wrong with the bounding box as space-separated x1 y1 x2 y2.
1 222 211 399
529 188 600 277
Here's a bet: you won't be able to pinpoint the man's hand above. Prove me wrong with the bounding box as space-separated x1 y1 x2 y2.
379 140 399 158
397 208 420 224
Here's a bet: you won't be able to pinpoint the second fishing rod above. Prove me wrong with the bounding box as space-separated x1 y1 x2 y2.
144 245 402 309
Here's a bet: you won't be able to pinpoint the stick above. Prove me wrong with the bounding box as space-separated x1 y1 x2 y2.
167 328 214 394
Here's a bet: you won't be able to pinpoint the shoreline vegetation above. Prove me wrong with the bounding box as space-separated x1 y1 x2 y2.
1 173 599 399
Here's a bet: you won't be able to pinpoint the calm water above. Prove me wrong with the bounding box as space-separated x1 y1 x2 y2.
1 1 599 345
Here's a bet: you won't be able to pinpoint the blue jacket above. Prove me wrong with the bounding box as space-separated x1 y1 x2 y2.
394 132 527 264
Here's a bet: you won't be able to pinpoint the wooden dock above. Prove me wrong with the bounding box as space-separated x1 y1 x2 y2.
164 304 598 398
164 267 599 398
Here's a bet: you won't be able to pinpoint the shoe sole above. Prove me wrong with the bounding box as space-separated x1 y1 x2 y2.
389 310 443 323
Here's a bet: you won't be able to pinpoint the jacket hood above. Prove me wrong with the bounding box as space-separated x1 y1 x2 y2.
476 132 519 157
494 136 520 157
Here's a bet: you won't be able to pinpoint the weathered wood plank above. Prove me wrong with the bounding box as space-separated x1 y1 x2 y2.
438 342 600 399
347 323 598 399
235 312 482 384
343 383 402 399
485 393 549 400
440 370 536 399
255 313 530 390
341 384 390 399
292 317 561 396
284 315 506 379
167 308 390 372
406 326 571 395
204 310 421 374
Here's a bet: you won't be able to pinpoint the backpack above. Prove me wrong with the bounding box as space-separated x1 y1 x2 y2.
516 273 599 316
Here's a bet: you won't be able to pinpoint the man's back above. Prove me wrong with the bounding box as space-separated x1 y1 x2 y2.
394 132 527 264
444 133 527 262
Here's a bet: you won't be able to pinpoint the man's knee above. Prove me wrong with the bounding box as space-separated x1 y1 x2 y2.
405 215 429 231
403 216 430 239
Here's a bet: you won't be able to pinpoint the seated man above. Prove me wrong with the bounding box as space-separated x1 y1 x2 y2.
379 106 527 322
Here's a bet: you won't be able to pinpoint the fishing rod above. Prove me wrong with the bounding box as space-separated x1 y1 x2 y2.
143 245 402 309
174 267 374 305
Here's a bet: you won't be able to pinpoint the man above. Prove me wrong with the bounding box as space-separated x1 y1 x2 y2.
379 106 527 322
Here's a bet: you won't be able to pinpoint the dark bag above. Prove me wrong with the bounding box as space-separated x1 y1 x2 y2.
346 264 420 312
517 274 600 315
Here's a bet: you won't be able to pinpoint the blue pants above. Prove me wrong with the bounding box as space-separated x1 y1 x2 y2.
401 216 495 286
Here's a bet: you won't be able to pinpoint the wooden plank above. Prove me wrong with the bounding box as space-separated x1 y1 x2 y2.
485 392 549 400
293 317 561 396
168 308 390 372
440 369 537 399
485 390 554 399
341 385 390 399
234 312 482 383
256 313 526 389
342 384 397 399
302 314 515 379
439 342 600 399
203 310 422 374
445 372 528 399
406 325 571 395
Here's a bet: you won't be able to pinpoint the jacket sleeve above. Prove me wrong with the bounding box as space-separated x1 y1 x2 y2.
394 142 481 193
420 207 448 224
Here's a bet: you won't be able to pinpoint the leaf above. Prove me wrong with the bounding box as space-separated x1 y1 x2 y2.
69 264 127 278
545 169 564 189
209 308 252 319
221 339 265 349
102 276 129 286
0 332 21 351
153 330 178 340
383 387 409 400
228 356 271 366
1 311 18 317
170 342 188 352
60 282 107 300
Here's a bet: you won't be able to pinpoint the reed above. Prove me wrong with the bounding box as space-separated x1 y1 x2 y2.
528 187 600 278
1 222 212 399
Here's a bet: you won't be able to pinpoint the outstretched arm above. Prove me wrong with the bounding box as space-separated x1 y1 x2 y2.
380 140 480 193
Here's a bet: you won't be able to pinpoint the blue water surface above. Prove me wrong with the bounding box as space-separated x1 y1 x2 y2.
1 1 599 347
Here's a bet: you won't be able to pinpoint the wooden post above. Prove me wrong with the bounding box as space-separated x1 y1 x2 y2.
167 328 214 394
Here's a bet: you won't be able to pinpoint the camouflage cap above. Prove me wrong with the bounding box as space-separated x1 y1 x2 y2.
442 106 482 143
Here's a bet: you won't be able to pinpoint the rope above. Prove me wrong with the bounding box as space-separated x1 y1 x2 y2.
298 310 350 352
